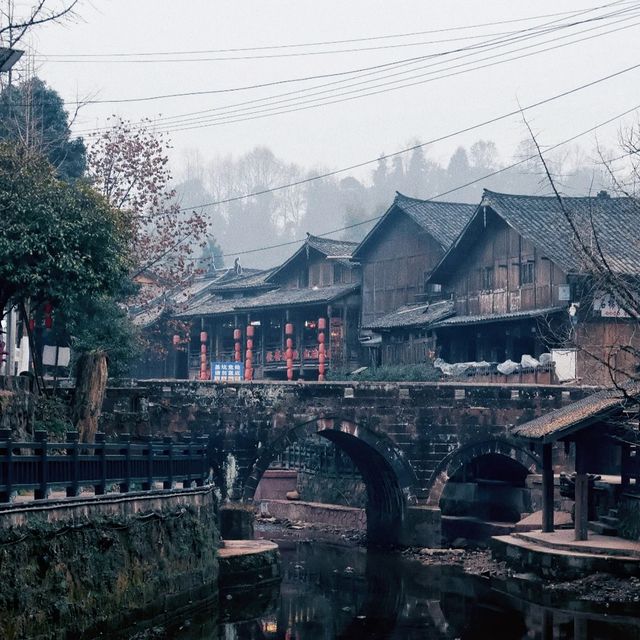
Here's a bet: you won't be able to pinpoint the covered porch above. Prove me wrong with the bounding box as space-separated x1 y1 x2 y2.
184 284 361 381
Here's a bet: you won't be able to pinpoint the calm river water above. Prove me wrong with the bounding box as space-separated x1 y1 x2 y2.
159 537 640 640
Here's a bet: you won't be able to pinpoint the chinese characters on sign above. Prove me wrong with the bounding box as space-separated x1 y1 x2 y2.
211 362 244 382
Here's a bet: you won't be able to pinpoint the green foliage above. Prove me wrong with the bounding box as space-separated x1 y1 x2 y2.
63 295 141 377
32 394 72 437
329 363 442 382
0 142 132 322
0 77 86 180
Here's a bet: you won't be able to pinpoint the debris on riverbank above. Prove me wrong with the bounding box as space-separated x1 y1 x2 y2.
258 518 640 605
548 573 640 604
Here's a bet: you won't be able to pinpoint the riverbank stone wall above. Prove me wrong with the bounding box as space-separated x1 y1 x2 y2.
0 487 219 639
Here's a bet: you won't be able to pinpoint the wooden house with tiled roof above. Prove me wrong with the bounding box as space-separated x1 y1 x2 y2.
427 189 640 385
175 234 361 380
352 192 476 366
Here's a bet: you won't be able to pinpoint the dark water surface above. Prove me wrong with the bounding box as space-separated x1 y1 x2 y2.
160 538 640 640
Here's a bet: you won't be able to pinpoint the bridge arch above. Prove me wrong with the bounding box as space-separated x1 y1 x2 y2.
426 439 541 510
242 416 420 546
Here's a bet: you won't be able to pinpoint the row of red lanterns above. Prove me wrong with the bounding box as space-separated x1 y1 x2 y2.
190 319 329 382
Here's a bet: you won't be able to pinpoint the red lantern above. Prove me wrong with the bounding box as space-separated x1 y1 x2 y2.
286 358 293 368
172 334 180 346
246 325 255 337
245 349 253 360
318 333 325 344
318 317 326 330
200 344 207 354
286 338 293 349
285 323 293 335
319 363 326 375
319 343 326 355
319 352 325 364
285 348 293 360
246 338 253 350
233 328 241 341
200 331 207 343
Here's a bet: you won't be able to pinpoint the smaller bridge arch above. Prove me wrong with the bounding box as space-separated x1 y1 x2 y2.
426 439 541 508
242 416 420 546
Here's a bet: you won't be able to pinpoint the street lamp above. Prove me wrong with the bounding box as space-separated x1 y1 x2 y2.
0 47 23 72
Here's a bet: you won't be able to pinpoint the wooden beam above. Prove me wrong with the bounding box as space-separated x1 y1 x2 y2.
574 439 589 541
542 443 555 533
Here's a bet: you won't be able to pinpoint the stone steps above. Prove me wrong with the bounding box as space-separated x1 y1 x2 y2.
492 534 640 579
512 531 640 559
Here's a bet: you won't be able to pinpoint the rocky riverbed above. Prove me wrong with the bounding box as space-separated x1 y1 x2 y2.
256 515 640 606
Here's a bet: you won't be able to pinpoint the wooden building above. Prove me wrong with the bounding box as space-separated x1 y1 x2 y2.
512 383 640 540
352 192 475 365
427 190 640 385
175 235 361 380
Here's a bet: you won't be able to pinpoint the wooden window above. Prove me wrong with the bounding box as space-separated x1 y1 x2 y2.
519 261 535 285
481 266 494 290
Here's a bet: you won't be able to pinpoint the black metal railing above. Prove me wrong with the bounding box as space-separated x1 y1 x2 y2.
0 429 210 503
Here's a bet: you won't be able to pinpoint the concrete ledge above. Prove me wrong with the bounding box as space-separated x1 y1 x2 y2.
513 530 640 559
218 540 281 592
0 487 215 528
259 499 366 530
492 534 640 579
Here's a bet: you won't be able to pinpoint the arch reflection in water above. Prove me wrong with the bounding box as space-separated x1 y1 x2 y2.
220 540 640 640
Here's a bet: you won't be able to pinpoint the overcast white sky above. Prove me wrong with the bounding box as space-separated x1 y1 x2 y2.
25 0 640 181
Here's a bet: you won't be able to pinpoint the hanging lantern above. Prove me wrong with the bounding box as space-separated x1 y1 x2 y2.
172 334 180 346
318 317 326 330
200 331 208 343
246 325 255 337
286 338 293 349
246 338 254 350
285 323 293 335
233 328 242 341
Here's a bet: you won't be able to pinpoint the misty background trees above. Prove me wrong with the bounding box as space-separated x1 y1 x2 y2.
174 138 609 268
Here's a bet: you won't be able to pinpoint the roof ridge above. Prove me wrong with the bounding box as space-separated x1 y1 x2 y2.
395 191 476 207
483 188 633 202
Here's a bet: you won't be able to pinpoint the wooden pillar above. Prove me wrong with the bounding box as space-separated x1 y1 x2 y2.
214 320 220 360
574 439 589 541
260 315 266 379
541 609 553 640
621 442 631 492
318 317 327 381
285 321 294 381
542 443 555 533
342 304 348 367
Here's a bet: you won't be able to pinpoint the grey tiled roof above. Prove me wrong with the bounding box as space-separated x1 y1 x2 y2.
174 283 359 318
431 306 565 328
233 283 359 311
393 193 477 248
305 235 358 258
511 383 640 442
352 192 476 259
364 300 454 330
484 190 640 275
174 296 238 318
206 268 275 292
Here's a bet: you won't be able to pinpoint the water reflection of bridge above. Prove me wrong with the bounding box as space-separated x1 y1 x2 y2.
225 539 640 640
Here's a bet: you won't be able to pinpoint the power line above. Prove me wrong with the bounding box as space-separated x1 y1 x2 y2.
40 1 632 107
148 13 640 133
39 3 626 58
38 0 632 62
76 6 640 136
139 59 640 219
217 101 640 259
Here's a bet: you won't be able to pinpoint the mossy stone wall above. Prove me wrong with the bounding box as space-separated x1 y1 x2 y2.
0 488 219 639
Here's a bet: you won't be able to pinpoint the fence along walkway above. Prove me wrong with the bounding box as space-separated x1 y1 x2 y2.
0 429 210 503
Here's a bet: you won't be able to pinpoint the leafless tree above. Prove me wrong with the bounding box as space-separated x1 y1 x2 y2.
524 114 640 439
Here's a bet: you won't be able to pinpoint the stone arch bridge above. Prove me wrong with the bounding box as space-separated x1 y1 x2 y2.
98 381 594 546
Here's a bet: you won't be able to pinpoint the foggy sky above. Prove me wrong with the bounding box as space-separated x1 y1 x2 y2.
28 0 640 183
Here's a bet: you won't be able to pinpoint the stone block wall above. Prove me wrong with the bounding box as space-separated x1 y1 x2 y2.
0 487 219 639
